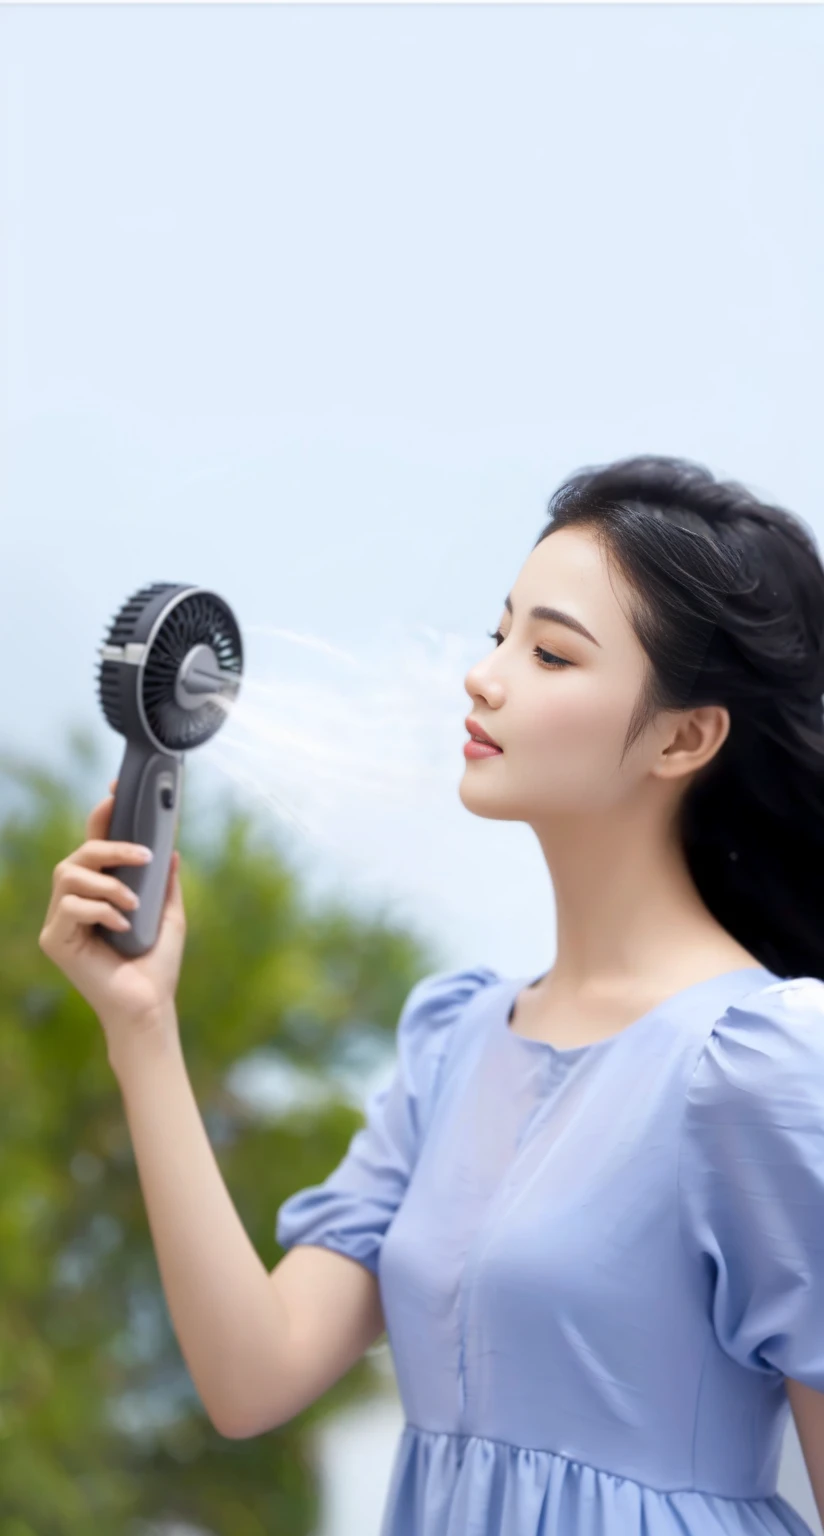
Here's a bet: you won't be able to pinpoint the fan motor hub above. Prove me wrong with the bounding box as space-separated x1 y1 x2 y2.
175 643 236 711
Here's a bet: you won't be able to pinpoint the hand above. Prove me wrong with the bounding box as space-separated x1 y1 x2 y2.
38 779 187 1063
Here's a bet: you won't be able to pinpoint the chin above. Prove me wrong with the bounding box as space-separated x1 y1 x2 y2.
458 776 520 822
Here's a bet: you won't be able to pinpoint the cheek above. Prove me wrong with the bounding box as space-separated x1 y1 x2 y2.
523 682 631 783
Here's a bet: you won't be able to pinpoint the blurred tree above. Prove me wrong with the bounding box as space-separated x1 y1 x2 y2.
0 733 446 1535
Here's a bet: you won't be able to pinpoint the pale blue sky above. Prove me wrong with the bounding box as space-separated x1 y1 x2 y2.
3 10 824 1527
2 2 824 983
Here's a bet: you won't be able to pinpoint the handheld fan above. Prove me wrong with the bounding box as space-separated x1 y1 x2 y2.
95 583 243 956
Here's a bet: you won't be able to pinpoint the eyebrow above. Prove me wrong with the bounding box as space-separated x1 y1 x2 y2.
503 595 601 648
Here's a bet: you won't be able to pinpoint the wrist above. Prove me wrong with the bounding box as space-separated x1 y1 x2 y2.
106 1004 182 1085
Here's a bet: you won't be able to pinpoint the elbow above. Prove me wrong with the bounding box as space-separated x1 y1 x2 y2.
213 1415 252 1440
212 1405 288 1440
213 1416 256 1440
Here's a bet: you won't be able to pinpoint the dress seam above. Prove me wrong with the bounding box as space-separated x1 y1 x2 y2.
400 1422 774 1501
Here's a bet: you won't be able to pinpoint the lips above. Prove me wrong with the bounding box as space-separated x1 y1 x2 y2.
465 716 502 749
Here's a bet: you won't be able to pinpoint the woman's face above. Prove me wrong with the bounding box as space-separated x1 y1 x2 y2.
461 525 668 825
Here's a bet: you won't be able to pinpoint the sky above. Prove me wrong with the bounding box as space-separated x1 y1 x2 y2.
2 5 824 1531
3 3 824 994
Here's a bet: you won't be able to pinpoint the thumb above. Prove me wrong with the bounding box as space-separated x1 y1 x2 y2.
166 850 183 910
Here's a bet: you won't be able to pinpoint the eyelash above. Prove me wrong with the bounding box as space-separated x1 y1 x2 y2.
486 629 572 670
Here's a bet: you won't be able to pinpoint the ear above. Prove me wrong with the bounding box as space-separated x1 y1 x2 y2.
654 704 731 783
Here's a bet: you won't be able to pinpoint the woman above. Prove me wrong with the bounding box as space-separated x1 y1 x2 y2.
40 455 824 1535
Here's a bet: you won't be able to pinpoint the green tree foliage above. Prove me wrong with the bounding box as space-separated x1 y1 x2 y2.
0 729 446 1535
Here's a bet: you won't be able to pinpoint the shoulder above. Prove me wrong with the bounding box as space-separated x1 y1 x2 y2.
397 964 501 1061
394 965 501 1140
686 974 824 1123
678 975 824 1385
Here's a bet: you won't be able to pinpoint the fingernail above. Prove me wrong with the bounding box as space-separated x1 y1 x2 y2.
138 846 154 861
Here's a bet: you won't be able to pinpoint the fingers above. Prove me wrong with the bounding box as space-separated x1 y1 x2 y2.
44 845 144 929
65 839 153 872
58 892 133 934
40 866 136 949
55 861 140 916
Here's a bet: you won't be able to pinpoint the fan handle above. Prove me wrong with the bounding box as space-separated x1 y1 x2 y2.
95 739 184 957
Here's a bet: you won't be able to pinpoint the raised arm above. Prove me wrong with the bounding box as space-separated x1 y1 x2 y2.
113 1016 387 1438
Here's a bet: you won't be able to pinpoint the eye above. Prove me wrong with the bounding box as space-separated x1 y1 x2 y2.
486 629 572 671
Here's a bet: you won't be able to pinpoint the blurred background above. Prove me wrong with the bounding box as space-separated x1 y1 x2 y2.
2 3 824 1533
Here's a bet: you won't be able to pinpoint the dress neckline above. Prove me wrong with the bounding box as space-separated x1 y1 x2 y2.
502 964 774 1059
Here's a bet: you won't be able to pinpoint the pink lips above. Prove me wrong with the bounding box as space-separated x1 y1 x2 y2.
465 716 502 749
464 739 503 758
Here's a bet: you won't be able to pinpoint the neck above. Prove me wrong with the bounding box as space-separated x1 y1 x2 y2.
532 805 734 997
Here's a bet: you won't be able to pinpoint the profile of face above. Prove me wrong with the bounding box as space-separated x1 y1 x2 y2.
460 525 728 829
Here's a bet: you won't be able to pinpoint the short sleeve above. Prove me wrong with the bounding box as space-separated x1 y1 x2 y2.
678 976 824 1388
275 965 499 1277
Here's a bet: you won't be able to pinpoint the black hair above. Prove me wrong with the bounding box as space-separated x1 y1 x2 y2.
534 455 824 982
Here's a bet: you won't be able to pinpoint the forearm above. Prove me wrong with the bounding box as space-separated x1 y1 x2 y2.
111 1011 288 1436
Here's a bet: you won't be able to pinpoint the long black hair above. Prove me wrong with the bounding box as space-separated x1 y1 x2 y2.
534 455 824 982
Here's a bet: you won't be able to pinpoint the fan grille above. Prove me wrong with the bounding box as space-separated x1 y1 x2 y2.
145 592 242 750
96 585 242 750
97 583 181 738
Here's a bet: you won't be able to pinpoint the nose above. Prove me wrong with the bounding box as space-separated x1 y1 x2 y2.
464 651 503 706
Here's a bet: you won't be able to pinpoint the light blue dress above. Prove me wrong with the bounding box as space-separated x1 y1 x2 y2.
275 962 824 1535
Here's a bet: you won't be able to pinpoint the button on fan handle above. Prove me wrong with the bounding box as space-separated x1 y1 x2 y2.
98 741 183 957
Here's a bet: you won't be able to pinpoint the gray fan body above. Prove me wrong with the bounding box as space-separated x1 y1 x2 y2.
104 743 184 957
96 582 242 958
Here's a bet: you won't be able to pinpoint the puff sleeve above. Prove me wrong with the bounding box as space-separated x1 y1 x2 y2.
678 976 824 1388
275 966 498 1277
